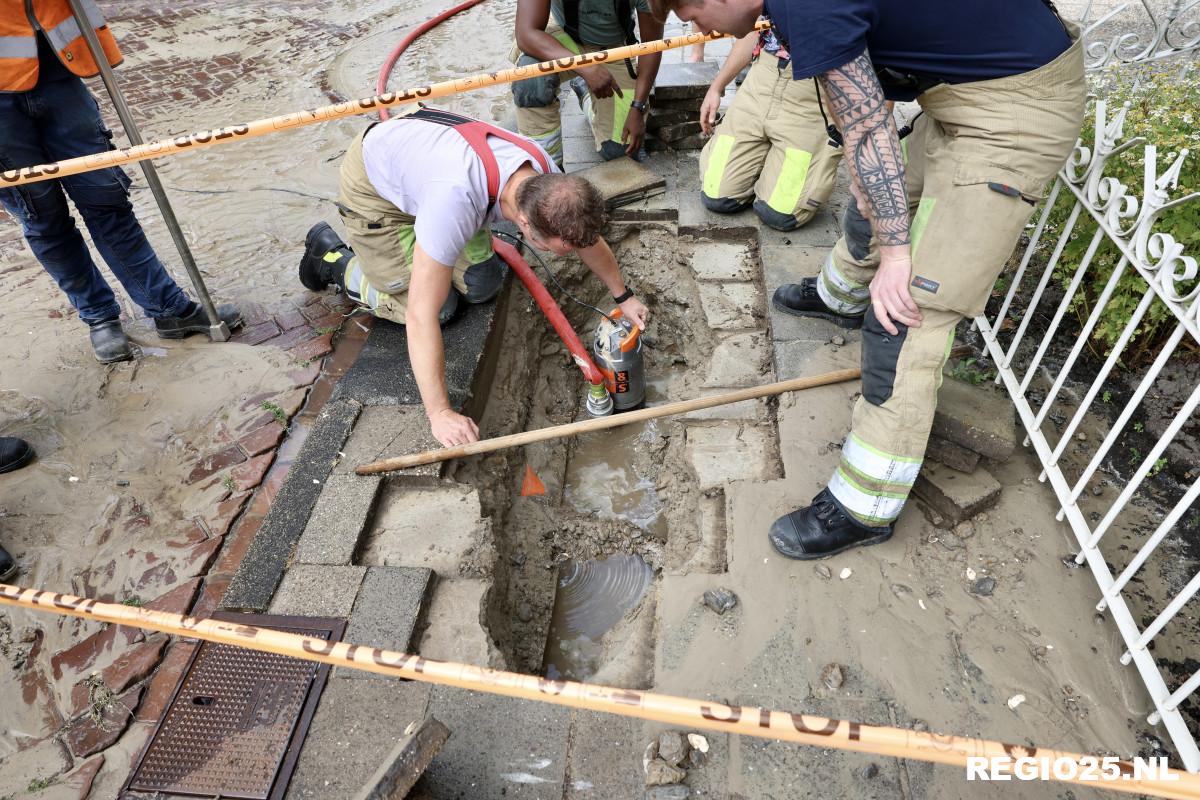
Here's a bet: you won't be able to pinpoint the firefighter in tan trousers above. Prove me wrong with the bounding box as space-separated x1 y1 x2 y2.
512 0 663 166
697 24 840 231
658 0 1086 557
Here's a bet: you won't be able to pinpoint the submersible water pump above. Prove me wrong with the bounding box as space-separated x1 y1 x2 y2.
589 309 645 415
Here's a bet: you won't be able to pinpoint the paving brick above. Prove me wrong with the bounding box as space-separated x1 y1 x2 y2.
912 462 1003 526
931 378 1017 462
264 324 318 350
237 423 285 457
289 331 334 362
418 579 493 667
572 158 666 208
293 474 383 566
61 754 105 799
339 566 434 679
65 685 143 759
231 320 281 346
268 564 366 617
651 61 719 100
702 332 772 388
333 405 442 478
275 307 308 331
924 434 981 473
66 635 167 720
698 282 764 330
213 512 264 575
689 241 755 281
231 452 274 492
186 444 245 484
684 424 780 491
354 716 450 798
361 482 489 575
144 578 202 615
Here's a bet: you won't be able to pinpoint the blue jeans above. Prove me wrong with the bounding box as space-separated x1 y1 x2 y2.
0 75 190 324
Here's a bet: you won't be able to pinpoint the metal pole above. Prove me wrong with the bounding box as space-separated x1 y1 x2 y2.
65 0 229 341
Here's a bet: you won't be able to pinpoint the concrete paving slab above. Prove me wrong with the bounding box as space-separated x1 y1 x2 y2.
932 378 1018 462
417 578 494 668
698 282 764 330
682 391 768 423
339 566 434 679
912 462 1003 526
651 62 720 100
684 424 779 491
573 158 667 208
688 241 755 282
759 245 861 344
293 473 383 565
286 678 432 800
773 351 859 488
222 399 362 612
334 406 443 479
563 709 644 799
702 332 771 389
773 339 861 383
360 482 489 575
925 434 982 473
268 564 366 617
412 685 570 800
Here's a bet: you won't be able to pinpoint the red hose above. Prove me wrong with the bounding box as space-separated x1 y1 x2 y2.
493 239 606 386
376 0 487 121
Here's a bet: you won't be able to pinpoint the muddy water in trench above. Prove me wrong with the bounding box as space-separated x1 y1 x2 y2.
563 421 669 540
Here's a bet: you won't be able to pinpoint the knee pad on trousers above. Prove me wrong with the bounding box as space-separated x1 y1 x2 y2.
512 64 559 108
462 254 505 304
598 140 631 162
842 202 873 261
701 193 752 214
438 288 462 326
861 306 909 406
752 199 799 232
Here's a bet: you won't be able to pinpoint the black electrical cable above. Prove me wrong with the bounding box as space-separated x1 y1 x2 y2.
493 229 616 325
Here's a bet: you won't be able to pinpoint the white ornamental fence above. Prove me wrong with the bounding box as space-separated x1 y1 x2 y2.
1081 0 1200 69
975 98 1200 770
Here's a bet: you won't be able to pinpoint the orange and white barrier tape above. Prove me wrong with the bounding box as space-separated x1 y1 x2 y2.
2 582 1198 798
0 23 771 189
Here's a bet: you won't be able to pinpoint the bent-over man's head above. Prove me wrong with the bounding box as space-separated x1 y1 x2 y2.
648 0 761 38
514 173 607 256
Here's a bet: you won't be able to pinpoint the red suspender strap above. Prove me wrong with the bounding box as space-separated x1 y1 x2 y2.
405 108 551 210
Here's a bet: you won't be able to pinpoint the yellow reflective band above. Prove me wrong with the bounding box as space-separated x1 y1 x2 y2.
703 135 737 199
766 148 813 215
322 251 342 263
611 91 633 144
910 197 936 260
901 137 908 165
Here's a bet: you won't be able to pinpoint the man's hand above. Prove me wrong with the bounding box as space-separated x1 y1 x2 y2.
579 65 623 99
869 254 922 335
429 408 480 447
699 85 722 135
622 109 646 157
619 296 649 330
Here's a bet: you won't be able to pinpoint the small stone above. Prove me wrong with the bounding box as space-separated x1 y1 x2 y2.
645 758 687 786
830 335 846 346
1092 485 1104 497
116 479 130 487
975 513 989 523
861 762 879 779
820 663 844 690
1061 553 1084 569
702 587 738 615
1022 477 1034 487
969 577 997 597
965 567 977 581
839 568 853 580
814 564 832 580
937 533 965 551
646 786 691 800
1076 432 1088 442
517 602 534 623
688 748 706 767
912 719 929 732
889 583 912 599
658 731 689 767
511 551 527 567
1008 694 1026 710
687 733 709 753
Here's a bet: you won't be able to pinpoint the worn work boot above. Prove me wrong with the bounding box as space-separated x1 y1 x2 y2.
299 222 352 292
89 319 134 363
768 488 893 560
0 543 15 582
771 277 864 330
155 303 243 339
0 437 33 474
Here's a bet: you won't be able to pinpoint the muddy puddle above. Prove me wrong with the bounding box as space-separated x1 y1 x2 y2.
563 422 669 541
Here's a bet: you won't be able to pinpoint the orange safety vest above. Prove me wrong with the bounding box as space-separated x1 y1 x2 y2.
0 0 122 92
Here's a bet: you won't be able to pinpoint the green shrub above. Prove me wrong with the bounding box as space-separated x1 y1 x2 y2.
1033 61 1199 366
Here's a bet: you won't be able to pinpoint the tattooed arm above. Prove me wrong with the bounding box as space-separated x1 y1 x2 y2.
818 50 922 333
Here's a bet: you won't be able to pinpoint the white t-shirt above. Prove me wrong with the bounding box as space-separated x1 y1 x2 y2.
361 115 559 267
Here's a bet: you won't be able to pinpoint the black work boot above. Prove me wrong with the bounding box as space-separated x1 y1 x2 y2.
0 437 33 474
154 303 243 339
768 488 893 560
771 277 864 330
89 319 134 363
0 543 15 582
299 222 352 291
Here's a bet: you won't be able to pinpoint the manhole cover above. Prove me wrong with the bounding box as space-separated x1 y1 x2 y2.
124 612 345 799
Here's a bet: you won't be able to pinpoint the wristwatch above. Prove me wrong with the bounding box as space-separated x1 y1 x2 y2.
613 286 635 304
630 99 648 114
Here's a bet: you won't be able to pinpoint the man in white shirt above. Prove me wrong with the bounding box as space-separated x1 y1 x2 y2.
298 108 648 447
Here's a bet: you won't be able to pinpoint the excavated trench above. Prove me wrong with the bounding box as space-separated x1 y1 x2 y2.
447 222 777 681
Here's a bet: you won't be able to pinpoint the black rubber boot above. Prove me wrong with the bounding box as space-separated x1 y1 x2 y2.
89 319 134 363
0 437 33 474
768 488 893 561
771 277 865 330
299 222 352 292
154 303 243 340
0 543 15 582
